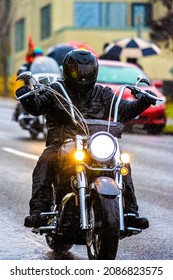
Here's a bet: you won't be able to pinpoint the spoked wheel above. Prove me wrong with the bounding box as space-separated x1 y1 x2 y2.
87 193 119 260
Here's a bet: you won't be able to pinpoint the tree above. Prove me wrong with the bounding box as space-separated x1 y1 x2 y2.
150 0 173 50
0 0 11 97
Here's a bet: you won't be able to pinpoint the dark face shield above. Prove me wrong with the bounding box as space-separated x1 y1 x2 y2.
63 64 98 83
63 63 98 96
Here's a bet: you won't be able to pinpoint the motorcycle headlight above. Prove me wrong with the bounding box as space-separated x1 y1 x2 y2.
120 153 130 164
88 132 117 162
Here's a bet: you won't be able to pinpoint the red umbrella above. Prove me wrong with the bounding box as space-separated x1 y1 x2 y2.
47 41 98 65
67 41 98 57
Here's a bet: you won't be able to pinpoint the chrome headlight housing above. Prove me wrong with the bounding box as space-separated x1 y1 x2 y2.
88 132 117 162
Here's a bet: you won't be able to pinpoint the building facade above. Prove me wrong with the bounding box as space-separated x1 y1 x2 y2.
10 0 173 80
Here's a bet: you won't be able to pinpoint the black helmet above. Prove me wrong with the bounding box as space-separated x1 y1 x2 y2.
62 49 98 95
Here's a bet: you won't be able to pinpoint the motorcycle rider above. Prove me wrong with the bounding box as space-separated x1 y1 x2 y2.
13 48 44 122
17 47 44 76
16 49 156 229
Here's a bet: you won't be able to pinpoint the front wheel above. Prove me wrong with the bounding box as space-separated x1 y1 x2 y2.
87 193 119 260
45 235 73 253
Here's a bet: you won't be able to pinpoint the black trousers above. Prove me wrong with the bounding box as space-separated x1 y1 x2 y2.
29 145 138 215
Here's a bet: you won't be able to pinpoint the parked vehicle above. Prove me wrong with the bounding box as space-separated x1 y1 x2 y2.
17 73 162 259
97 60 166 134
13 56 61 139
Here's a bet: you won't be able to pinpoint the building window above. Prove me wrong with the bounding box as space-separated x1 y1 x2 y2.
75 2 127 29
40 4 51 40
131 3 152 27
15 19 25 52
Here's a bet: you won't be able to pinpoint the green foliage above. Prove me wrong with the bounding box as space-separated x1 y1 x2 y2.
163 102 173 134
163 125 173 134
0 76 15 97
150 0 173 49
166 102 173 118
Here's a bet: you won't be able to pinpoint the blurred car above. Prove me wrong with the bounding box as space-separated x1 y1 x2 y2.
97 60 166 134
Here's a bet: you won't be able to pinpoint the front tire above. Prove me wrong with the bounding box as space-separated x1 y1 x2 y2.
87 193 119 260
45 235 73 252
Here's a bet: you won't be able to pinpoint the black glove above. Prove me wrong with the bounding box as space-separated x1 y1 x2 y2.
131 88 157 105
16 85 31 98
143 90 157 105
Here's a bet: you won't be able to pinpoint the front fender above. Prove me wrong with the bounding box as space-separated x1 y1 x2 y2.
92 176 120 196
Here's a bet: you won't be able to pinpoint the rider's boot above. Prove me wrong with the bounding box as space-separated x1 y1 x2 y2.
24 211 42 228
123 164 149 230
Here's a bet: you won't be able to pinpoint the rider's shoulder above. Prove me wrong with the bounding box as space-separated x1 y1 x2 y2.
94 83 114 95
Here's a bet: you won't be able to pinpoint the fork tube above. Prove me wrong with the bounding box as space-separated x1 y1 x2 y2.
76 171 88 230
117 175 125 232
113 86 126 122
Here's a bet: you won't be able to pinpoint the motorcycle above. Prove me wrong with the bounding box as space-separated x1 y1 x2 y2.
13 56 61 140
16 72 162 259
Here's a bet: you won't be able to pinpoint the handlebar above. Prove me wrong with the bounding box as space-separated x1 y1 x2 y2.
113 84 163 122
16 82 77 125
16 77 164 125
126 85 163 102
16 85 45 101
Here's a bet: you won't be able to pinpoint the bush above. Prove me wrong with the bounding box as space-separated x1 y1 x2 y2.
0 75 24 98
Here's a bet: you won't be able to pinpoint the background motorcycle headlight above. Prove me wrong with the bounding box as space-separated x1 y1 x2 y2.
88 132 117 162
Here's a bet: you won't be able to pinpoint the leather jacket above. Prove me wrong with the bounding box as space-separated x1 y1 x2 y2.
21 82 151 146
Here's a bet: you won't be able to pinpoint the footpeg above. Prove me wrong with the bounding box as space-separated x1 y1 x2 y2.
40 211 58 218
32 225 56 234
126 226 142 235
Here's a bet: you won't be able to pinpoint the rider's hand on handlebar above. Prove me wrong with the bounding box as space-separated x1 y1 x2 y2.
143 90 157 105
16 85 33 99
131 88 157 105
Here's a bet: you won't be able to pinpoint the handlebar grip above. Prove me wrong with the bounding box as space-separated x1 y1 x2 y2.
136 88 163 101
127 85 163 102
16 87 43 101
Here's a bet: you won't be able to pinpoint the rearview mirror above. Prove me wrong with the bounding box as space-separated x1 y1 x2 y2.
16 71 37 86
136 75 150 86
16 71 33 81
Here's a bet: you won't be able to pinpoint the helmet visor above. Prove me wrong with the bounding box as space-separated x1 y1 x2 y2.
64 64 98 83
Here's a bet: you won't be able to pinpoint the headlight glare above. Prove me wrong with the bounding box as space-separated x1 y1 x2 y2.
88 132 117 162
74 150 85 161
120 153 130 164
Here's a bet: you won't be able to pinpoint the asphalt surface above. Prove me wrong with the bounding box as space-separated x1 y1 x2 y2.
0 98 173 260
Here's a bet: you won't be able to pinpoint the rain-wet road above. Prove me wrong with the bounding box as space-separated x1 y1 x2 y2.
0 99 173 260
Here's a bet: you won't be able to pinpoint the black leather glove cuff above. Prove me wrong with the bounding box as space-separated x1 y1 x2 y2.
131 88 157 106
16 85 30 98
143 90 157 105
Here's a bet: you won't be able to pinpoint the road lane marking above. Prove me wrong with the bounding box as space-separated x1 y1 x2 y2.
3 147 39 160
